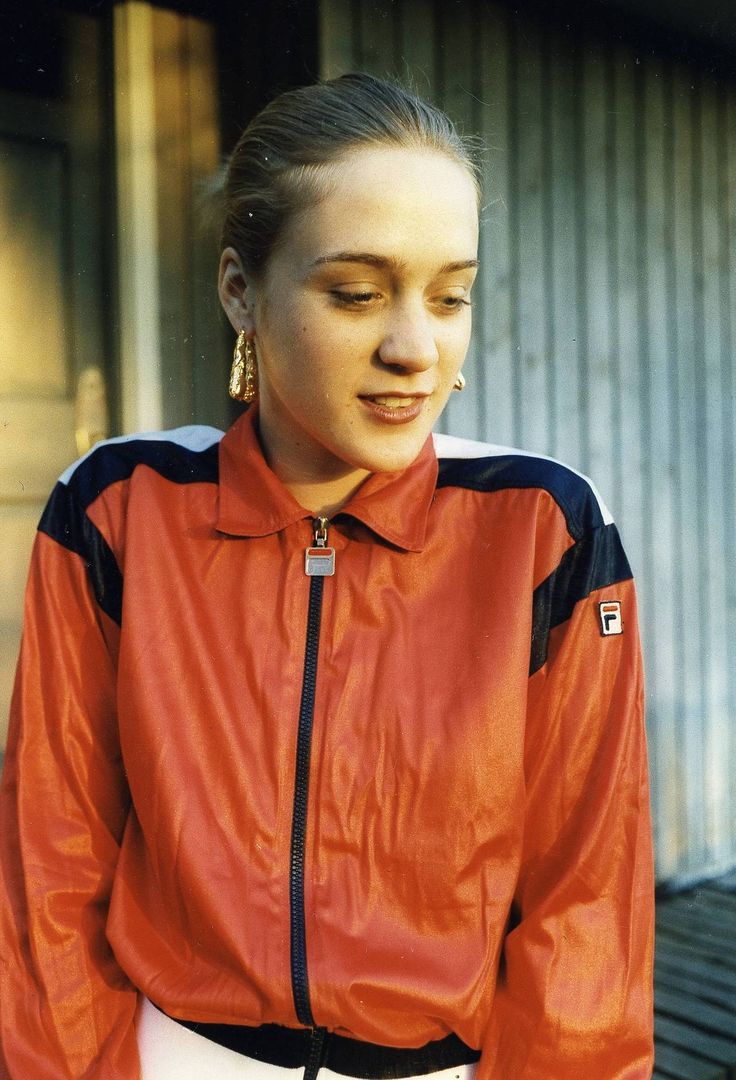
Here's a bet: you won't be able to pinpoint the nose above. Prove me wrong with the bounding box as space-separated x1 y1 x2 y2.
377 301 439 372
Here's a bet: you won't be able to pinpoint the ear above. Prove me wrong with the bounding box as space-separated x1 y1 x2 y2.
218 247 257 334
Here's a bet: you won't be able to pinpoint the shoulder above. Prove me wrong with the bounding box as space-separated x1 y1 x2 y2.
37 427 225 625
57 425 224 510
432 432 612 541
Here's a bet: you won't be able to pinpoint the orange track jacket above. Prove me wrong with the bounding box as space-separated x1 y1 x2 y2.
0 406 654 1078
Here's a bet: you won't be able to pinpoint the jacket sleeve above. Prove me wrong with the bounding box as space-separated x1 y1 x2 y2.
481 523 655 1079
0 494 140 1078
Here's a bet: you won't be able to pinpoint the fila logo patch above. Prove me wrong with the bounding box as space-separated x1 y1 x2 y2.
599 601 623 637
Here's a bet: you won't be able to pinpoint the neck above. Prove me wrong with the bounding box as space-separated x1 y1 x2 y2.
256 412 370 517
285 474 370 519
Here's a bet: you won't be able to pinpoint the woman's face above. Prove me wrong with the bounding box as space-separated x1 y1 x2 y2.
222 145 479 486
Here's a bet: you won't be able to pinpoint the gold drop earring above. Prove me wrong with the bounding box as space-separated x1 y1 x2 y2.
453 371 466 392
229 329 258 403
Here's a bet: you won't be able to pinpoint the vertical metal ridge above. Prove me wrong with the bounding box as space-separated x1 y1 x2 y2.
715 82 736 864
604 42 623 508
540 20 556 456
689 73 709 867
571 36 590 468
507 9 522 447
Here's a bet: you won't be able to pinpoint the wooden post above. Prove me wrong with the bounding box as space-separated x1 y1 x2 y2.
112 1 223 435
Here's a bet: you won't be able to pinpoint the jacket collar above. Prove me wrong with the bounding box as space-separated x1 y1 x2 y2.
216 406 438 552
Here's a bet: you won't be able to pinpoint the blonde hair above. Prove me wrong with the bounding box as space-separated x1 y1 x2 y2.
221 72 481 277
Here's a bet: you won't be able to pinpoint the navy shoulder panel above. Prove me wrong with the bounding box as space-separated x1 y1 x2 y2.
37 427 222 626
60 428 222 511
529 523 633 675
432 438 629 672
436 454 605 541
39 483 124 626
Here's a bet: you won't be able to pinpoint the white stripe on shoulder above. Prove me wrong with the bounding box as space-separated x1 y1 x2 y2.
58 425 224 485
431 431 613 525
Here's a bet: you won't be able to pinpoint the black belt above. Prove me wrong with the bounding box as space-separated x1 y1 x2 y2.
158 1005 480 1080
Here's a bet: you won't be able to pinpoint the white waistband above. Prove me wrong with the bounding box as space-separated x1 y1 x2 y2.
135 998 478 1080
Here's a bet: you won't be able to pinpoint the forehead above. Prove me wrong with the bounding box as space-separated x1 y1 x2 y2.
283 146 479 269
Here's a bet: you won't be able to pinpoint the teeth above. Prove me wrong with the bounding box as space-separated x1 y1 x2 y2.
372 396 417 408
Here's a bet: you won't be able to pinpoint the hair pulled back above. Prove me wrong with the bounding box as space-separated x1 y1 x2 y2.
221 73 481 279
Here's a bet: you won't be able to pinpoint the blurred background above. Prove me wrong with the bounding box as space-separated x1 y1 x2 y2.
1 0 735 896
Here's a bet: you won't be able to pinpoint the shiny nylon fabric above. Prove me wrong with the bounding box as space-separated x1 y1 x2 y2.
0 409 654 1078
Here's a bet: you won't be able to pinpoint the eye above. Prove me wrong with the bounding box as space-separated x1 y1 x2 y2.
436 295 472 312
330 289 382 307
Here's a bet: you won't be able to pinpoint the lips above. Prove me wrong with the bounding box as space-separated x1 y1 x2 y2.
361 392 430 406
370 396 420 409
358 393 429 424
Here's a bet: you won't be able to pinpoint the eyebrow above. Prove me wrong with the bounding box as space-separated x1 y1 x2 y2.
311 252 479 274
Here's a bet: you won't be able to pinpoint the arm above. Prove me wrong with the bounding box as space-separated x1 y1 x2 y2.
481 524 654 1079
0 495 139 1078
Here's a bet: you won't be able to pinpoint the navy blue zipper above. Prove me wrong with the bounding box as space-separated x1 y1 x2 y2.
289 521 332 1077
290 571 324 1026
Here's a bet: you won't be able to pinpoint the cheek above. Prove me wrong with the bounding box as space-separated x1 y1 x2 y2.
302 324 371 385
268 329 344 410
445 316 473 358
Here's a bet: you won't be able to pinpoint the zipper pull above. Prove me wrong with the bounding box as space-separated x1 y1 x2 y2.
305 516 335 576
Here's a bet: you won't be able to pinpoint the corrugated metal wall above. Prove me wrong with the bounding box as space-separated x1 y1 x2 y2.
320 0 736 885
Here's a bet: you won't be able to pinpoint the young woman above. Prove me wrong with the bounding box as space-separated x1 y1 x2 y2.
0 74 654 1079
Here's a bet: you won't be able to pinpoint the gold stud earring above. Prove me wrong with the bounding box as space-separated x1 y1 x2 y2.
229 329 258 402
453 371 466 392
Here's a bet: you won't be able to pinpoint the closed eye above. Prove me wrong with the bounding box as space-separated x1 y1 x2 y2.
330 290 382 307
